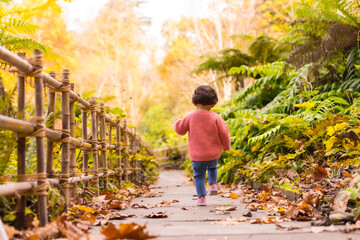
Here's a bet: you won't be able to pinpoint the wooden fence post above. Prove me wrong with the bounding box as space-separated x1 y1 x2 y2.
15 52 26 229
129 126 134 182
69 83 77 196
115 116 122 184
108 114 114 169
123 119 129 182
61 69 71 208
33 50 48 226
90 97 99 196
133 128 139 182
108 112 113 183
99 103 108 189
80 104 89 177
46 71 56 177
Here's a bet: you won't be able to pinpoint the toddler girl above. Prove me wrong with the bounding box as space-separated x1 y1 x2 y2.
173 85 231 206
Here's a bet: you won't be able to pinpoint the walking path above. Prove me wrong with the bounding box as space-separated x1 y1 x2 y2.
90 170 359 240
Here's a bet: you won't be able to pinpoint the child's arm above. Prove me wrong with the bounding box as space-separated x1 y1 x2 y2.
217 118 231 150
173 117 189 136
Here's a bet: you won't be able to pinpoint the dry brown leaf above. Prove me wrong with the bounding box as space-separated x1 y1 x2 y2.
142 191 161 198
343 172 354 179
303 194 320 207
100 222 156 240
94 220 109 226
250 216 278 224
334 194 350 212
212 216 247 225
276 223 302 231
347 220 360 232
287 169 298 179
100 190 115 200
297 215 312 221
262 184 272 193
298 200 315 212
243 211 252 217
312 166 328 182
215 206 237 212
285 204 299 219
145 212 168 218
107 200 129 210
106 212 135 220
56 215 89 240
310 225 337 233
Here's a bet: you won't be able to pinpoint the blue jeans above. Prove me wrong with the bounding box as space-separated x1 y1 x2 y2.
192 159 218 198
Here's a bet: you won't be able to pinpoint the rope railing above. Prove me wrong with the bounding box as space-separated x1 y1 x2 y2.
0 47 154 228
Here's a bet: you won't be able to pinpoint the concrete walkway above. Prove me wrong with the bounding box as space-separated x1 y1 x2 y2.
90 170 359 240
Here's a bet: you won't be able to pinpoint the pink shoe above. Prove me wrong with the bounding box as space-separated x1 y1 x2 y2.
209 183 218 195
196 197 206 206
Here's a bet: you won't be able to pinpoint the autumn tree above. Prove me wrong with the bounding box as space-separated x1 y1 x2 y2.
71 0 150 124
13 0 76 71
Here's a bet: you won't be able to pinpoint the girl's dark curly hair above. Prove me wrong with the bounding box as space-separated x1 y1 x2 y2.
192 85 218 105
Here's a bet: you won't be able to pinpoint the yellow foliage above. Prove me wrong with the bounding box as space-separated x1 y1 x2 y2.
251 141 262 152
326 122 349 136
294 101 316 108
324 136 338 152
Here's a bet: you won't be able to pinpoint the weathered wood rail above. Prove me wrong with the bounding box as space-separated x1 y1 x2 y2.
0 47 154 228
154 144 188 169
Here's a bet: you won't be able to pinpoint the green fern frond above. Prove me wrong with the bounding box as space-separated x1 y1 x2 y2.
248 125 281 146
0 18 39 34
0 34 50 53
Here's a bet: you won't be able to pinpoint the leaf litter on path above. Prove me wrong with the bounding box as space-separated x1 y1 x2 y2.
100 222 156 240
132 199 179 209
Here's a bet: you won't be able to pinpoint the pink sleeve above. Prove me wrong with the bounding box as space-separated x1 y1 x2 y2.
173 116 189 136
217 118 231 150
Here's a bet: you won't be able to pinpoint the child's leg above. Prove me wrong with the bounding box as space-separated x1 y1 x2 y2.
207 159 219 185
192 161 207 197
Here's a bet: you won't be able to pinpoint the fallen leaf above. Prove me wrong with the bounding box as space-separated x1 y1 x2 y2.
94 220 109 226
230 192 239 199
287 169 298 180
107 200 130 210
297 215 311 221
343 172 353 179
142 191 161 198
56 215 89 240
298 201 315 212
334 194 350 212
100 222 156 240
249 216 279 224
213 217 247 225
310 225 337 233
243 211 252 217
285 204 299 219
276 223 302 231
145 212 168 218
215 206 237 212
106 212 135 220
312 166 328 182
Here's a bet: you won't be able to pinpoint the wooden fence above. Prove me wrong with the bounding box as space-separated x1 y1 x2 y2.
0 47 154 228
154 144 188 169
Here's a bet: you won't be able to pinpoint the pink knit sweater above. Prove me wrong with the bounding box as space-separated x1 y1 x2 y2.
173 110 231 161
